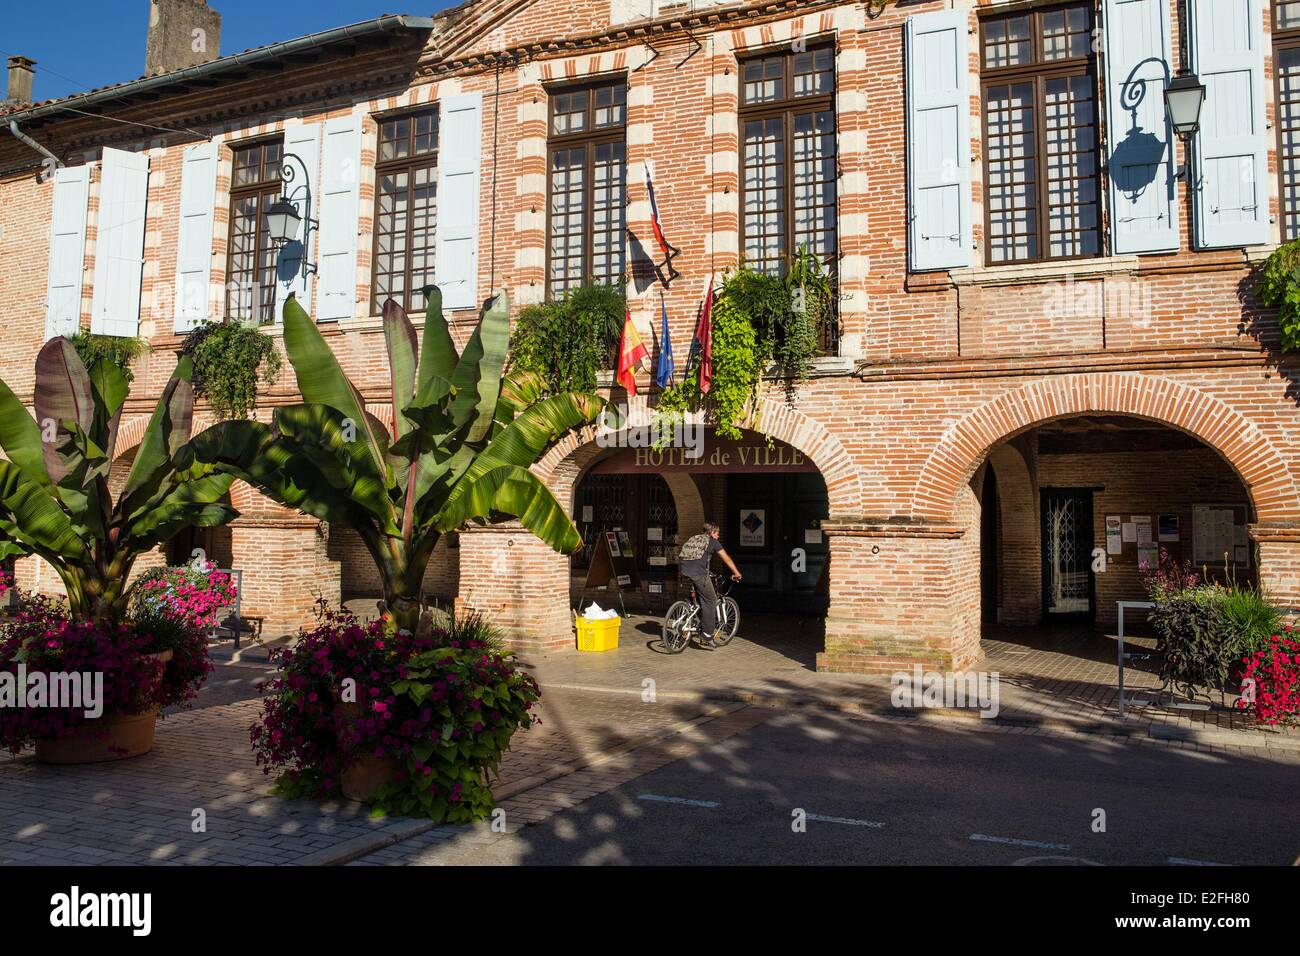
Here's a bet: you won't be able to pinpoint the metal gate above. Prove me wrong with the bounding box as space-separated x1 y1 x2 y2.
1041 489 1094 619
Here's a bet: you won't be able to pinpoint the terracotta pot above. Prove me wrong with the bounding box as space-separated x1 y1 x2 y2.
335 699 399 802
34 649 173 765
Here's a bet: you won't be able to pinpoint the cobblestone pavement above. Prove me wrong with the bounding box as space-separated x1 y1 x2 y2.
519 614 1294 740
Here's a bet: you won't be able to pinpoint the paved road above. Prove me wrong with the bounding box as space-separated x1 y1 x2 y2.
361 708 1300 866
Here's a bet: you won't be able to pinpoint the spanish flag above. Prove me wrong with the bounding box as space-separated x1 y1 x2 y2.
617 309 649 395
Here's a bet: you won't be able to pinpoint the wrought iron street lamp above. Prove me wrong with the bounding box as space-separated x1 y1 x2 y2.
265 151 317 273
1164 70 1206 142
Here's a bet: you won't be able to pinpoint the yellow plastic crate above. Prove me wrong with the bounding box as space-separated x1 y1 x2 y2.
576 615 620 652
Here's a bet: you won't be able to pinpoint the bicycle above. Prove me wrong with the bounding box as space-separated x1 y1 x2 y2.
660 572 740 654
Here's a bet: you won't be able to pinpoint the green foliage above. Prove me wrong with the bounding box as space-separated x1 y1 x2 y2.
179 321 282 420
1254 238 1300 352
507 283 624 394
657 253 834 437
1148 572 1283 696
658 293 759 440
0 340 238 625
190 289 604 633
69 331 150 385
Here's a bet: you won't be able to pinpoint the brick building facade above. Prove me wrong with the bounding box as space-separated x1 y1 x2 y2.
1 0 1298 671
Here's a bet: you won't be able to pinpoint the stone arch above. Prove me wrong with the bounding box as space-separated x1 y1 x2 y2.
535 394 864 518
912 374 1300 525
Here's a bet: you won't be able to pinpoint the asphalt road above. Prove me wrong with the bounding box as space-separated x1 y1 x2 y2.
384 709 1300 866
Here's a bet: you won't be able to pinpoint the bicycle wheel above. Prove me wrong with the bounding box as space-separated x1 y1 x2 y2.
661 600 694 654
715 597 740 645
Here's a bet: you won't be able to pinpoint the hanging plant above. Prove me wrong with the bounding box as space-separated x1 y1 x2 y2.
507 283 624 394
1254 238 1300 352
658 293 759 440
69 331 150 384
179 321 282 420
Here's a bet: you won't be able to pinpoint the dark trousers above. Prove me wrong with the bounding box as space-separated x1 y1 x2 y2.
685 571 718 635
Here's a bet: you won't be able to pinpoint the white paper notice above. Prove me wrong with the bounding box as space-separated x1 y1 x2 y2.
581 506 593 523
648 556 667 566
1134 516 1153 547
1122 522 1137 543
1106 516 1123 555
646 527 663 542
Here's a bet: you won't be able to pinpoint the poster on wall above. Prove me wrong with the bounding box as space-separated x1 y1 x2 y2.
1134 515 1153 547
1106 516 1123 555
617 530 634 558
1138 546 1159 571
1158 514 1180 542
739 509 766 547
582 505 594 523
1122 521 1137 543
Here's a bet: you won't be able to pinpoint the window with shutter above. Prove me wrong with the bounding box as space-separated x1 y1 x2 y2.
546 79 627 297
372 108 438 314
43 165 90 341
225 138 283 325
738 45 837 277
980 3 1101 264
1276 0 1300 240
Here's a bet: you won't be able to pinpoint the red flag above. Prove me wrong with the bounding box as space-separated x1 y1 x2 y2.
694 280 714 395
617 309 649 395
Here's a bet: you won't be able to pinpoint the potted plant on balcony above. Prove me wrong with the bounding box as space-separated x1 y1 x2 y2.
192 287 601 814
0 340 238 761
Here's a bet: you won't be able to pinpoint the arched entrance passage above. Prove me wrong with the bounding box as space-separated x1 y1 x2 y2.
568 428 831 616
900 374 1299 670
453 399 860 652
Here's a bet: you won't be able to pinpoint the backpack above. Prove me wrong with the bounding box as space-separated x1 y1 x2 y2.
678 532 711 563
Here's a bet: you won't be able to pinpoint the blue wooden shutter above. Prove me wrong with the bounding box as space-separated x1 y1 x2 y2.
1188 0 1269 248
905 10 973 272
174 141 217 332
435 93 483 310
90 147 150 337
274 123 321 319
1104 0 1179 253
44 165 90 340
316 115 362 321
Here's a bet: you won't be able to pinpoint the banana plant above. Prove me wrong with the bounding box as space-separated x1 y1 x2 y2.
187 288 603 633
0 340 239 625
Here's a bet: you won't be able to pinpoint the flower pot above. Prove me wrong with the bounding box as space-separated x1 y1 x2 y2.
35 707 161 764
334 699 399 802
34 649 173 765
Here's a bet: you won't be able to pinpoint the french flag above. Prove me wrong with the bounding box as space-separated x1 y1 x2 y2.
644 160 673 263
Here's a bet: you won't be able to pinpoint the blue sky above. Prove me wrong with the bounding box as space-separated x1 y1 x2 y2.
2 2 460 103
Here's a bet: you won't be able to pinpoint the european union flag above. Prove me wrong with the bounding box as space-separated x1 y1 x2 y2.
655 294 674 389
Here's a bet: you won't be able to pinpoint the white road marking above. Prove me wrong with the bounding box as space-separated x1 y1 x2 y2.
1167 856 1231 867
970 833 1071 851
805 813 885 828
637 793 720 808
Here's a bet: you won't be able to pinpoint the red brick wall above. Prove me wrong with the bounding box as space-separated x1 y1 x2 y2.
1 1 1298 666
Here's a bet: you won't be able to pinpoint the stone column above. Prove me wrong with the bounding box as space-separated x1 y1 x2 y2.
456 522 573 652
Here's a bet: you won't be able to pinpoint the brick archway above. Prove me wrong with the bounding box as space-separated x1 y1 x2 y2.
911 374 1300 525
535 394 864 518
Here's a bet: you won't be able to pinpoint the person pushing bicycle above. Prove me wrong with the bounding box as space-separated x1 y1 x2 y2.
677 522 742 647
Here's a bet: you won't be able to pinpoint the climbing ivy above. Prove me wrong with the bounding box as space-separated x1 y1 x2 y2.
1255 238 1300 352
179 321 282 420
658 293 760 441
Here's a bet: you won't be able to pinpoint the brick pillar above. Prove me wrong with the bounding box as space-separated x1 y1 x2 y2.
817 520 983 675
1255 528 1300 612
226 486 340 637
456 522 572 652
